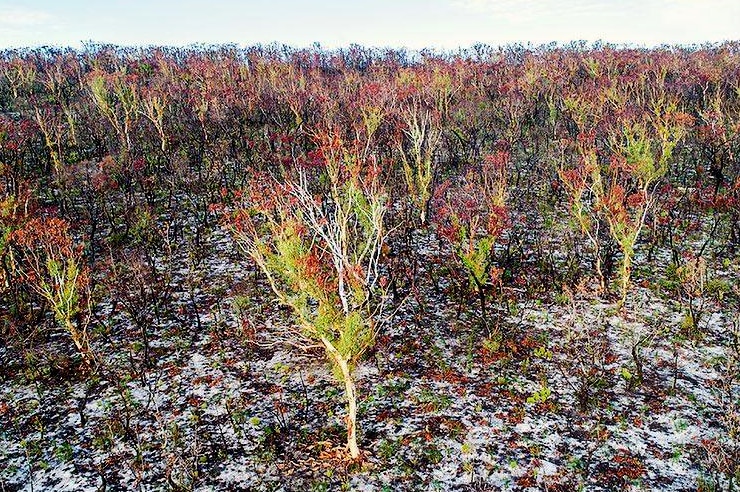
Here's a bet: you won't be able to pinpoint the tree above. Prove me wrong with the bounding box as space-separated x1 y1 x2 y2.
232 132 389 459
397 105 441 226
604 100 692 306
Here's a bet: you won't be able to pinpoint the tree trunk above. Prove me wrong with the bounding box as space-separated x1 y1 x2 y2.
595 252 606 294
619 252 631 309
65 319 93 367
419 203 428 227
630 343 643 390
339 357 360 460
476 281 487 319
322 337 360 459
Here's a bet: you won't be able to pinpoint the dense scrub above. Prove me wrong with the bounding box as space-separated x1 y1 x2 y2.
0 42 739 490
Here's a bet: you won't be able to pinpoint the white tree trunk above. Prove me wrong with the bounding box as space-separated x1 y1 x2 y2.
322 337 360 459
340 357 360 459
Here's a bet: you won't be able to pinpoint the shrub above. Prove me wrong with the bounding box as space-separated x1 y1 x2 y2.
435 149 509 328
11 217 94 362
558 129 610 293
233 133 389 459
397 105 441 226
604 102 692 306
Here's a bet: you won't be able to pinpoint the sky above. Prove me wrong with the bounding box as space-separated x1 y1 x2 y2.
0 0 738 51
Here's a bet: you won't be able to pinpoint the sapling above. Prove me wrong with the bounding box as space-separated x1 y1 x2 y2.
39 61 81 146
557 295 612 411
32 105 66 175
11 217 94 363
233 134 389 459
605 101 691 307
31 62 83 174
0 57 36 100
397 104 442 226
561 98 690 306
675 254 708 335
87 69 139 154
435 150 509 331
619 313 666 390
557 86 615 292
140 86 168 152
558 132 609 293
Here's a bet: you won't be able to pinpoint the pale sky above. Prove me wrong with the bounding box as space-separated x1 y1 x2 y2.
0 0 738 50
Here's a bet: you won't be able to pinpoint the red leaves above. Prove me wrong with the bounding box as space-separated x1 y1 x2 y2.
11 216 74 255
297 249 336 293
10 215 91 303
576 129 596 146
671 111 694 129
483 149 510 172
359 82 382 103
486 205 508 238
132 157 146 173
0 116 38 153
559 168 585 192
626 191 645 208
600 184 628 224
305 148 327 169
435 171 509 243
605 450 646 482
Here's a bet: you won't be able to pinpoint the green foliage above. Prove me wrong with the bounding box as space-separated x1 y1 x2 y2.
234 135 388 461
416 387 452 412
622 123 661 185
53 441 74 463
88 75 111 113
533 346 553 360
378 438 402 461
482 335 501 354
706 278 731 300
43 256 83 328
9 216 93 359
458 234 496 290
526 383 552 405
253 208 377 374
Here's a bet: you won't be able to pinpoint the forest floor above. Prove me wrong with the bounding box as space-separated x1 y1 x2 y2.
1 226 738 492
